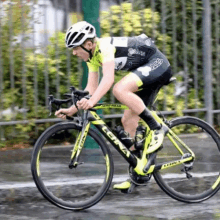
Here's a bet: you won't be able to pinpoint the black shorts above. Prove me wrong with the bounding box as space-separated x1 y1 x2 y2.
131 53 173 107
135 66 173 106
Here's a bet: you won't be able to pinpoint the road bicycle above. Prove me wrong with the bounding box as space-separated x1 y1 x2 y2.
31 78 220 210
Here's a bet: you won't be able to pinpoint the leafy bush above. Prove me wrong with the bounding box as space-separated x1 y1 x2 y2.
100 3 181 115
1 2 80 147
1 1 219 147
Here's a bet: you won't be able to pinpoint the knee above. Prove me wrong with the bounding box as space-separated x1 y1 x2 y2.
113 83 124 98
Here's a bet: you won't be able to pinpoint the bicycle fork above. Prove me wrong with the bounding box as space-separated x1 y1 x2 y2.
69 120 91 169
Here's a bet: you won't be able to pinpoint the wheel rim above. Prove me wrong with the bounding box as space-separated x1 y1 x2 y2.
33 126 111 209
154 119 220 201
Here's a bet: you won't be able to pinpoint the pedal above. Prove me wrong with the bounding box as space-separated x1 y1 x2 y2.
121 182 137 194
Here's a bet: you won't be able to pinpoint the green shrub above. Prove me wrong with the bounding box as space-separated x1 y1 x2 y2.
1 2 80 146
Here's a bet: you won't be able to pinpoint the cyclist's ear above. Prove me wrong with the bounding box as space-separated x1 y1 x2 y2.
83 39 93 49
87 41 93 49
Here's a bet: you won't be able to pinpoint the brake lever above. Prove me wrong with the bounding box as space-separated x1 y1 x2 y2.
48 95 54 116
49 100 52 116
69 86 79 111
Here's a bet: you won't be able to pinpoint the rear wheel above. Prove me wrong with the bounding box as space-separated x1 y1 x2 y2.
153 116 220 203
31 122 114 210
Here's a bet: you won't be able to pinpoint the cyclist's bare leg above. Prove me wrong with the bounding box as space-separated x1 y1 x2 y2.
113 73 167 151
112 74 145 115
122 109 140 151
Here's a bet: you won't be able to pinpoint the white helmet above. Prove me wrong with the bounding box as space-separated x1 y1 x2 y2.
65 21 96 48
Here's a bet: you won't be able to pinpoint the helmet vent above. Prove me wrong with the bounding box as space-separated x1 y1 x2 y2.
85 26 90 30
74 33 85 43
66 32 71 42
68 32 77 46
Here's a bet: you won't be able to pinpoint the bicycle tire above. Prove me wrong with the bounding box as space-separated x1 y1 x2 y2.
153 116 220 203
31 122 114 210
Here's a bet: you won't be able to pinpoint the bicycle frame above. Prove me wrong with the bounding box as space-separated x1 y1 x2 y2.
70 104 195 176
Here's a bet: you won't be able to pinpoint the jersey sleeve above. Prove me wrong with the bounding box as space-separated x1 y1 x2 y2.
86 38 115 72
86 61 99 73
99 39 115 64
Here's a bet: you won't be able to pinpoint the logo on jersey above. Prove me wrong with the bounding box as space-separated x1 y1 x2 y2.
138 66 152 77
95 49 101 56
150 58 163 71
128 48 145 56
138 58 163 77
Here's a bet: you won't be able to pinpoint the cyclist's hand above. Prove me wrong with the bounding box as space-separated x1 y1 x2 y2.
77 98 94 110
55 107 75 119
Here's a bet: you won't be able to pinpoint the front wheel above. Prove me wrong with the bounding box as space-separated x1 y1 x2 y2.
31 122 114 210
153 116 220 203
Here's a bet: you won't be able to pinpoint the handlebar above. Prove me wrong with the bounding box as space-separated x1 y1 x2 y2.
48 86 93 117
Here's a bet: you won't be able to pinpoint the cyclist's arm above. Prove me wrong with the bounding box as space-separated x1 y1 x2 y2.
90 61 114 105
55 105 77 118
84 71 99 95
89 40 115 105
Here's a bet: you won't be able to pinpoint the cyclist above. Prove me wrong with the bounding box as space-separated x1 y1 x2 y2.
55 21 173 190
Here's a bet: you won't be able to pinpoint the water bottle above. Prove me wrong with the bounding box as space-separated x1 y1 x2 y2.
114 125 134 149
135 125 146 150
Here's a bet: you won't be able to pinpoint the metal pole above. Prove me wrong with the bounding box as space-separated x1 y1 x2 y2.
0 1 4 141
192 0 199 115
130 0 134 37
182 0 188 109
202 0 213 125
8 1 15 136
32 0 39 137
171 0 177 111
54 0 60 99
77 0 83 90
9 1 15 108
215 0 220 124
161 0 167 111
65 0 71 92
32 0 38 117
21 0 27 119
43 0 49 107
151 0 155 40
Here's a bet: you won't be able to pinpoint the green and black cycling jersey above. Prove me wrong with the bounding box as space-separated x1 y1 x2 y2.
87 33 172 107
86 33 169 72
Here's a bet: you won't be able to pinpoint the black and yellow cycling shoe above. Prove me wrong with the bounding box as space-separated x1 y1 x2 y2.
113 180 137 193
113 180 131 190
146 125 169 154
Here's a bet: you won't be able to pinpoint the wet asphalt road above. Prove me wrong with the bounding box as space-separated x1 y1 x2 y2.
0 138 220 220
0 187 220 220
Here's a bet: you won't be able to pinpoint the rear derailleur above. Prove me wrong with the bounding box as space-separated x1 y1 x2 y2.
181 153 194 179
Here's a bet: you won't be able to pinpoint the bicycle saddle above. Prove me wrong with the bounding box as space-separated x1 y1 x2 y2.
165 77 176 85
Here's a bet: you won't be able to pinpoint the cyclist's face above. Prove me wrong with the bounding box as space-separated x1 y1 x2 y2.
72 41 93 62
72 47 88 61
